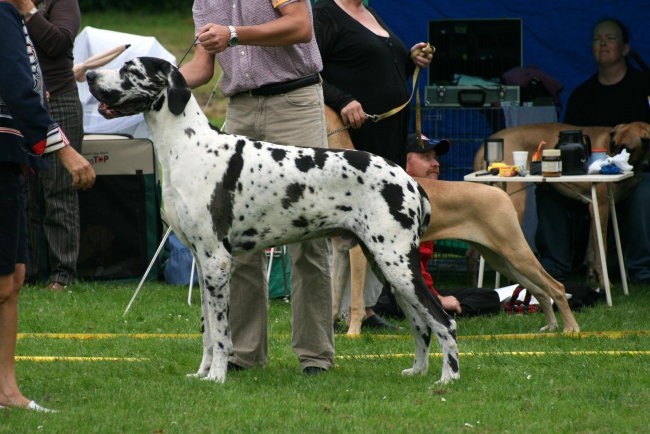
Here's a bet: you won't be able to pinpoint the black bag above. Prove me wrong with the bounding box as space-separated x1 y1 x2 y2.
563 282 605 310
373 284 501 318
438 287 501 317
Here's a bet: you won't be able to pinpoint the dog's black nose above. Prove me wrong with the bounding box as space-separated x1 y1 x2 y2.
86 70 97 83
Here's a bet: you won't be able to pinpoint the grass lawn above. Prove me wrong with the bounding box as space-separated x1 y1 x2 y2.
1 279 649 433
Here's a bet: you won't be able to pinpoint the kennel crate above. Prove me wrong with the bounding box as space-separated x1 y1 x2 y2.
415 107 507 285
418 106 506 180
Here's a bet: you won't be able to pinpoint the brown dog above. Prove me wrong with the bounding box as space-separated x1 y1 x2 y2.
326 107 580 335
473 122 650 285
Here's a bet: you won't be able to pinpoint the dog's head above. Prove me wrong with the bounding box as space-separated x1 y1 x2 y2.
86 56 191 118
609 122 650 172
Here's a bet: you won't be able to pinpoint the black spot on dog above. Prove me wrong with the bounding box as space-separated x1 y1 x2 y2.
343 150 371 172
242 228 258 237
336 205 352 212
241 241 256 250
381 183 413 229
270 148 286 162
292 216 309 227
209 141 245 237
151 94 165 112
295 154 316 172
448 354 459 373
312 148 329 169
281 183 306 209
222 238 231 254
184 127 196 138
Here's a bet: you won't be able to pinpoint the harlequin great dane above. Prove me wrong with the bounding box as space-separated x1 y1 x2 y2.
325 107 580 336
473 122 650 286
85 57 459 384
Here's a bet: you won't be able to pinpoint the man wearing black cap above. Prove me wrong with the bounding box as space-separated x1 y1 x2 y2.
375 133 501 318
405 133 450 179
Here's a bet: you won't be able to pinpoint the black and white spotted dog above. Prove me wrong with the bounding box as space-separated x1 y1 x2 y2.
86 57 459 384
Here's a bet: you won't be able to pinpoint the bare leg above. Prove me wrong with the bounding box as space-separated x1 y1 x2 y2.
0 265 30 408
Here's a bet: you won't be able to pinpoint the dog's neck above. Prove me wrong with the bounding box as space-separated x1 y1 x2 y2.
144 93 210 148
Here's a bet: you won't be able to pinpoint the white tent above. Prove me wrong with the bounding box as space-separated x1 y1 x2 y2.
73 26 177 138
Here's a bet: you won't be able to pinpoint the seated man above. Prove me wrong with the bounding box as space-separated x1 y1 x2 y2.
374 133 501 318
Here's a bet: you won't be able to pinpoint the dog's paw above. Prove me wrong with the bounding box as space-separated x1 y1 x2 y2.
435 372 460 385
563 325 581 333
202 369 227 383
187 363 210 378
539 323 559 332
401 367 426 376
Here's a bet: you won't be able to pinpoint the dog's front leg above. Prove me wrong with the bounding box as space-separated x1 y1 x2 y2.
187 262 213 378
201 255 233 383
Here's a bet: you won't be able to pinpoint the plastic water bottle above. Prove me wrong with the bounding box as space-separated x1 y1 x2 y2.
589 147 608 165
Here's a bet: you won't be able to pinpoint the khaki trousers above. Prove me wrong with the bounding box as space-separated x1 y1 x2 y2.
224 83 334 370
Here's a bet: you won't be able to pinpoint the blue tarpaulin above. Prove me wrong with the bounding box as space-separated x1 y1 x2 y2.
371 0 649 119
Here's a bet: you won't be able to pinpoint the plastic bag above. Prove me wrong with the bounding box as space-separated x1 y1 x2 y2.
588 149 633 174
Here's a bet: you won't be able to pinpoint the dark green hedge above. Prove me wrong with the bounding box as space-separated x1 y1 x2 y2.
79 0 193 12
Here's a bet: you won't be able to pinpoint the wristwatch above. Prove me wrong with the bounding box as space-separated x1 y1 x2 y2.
227 25 239 47
22 6 39 22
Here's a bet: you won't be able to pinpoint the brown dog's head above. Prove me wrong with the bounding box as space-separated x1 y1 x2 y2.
609 122 650 172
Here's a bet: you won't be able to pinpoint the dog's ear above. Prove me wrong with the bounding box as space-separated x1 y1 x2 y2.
167 67 191 115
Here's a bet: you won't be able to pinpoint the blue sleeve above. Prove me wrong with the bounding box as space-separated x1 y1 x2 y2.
0 3 53 150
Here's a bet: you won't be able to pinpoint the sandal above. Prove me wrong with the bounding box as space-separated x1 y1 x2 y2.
45 282 66 292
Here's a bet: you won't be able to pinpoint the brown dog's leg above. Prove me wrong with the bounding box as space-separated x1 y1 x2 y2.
417 179 580 332
330 237 353 325
347 245 367 336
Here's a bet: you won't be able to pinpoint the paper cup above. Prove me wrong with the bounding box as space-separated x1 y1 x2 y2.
513 151 528 172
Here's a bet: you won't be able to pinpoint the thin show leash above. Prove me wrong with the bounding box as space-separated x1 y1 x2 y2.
125 35 205 316
327 43 435 149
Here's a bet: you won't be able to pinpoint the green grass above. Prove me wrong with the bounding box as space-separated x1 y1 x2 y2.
2 280 649 433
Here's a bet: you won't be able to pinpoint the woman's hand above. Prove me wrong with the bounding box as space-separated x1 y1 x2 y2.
340 100 367 129
410 42 435 68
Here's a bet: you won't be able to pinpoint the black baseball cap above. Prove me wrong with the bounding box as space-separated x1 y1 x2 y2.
406 133 450 156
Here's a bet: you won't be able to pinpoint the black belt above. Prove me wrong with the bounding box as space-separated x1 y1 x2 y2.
246 74 320 97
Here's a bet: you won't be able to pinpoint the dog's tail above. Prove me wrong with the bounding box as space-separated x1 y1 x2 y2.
417 184 431 237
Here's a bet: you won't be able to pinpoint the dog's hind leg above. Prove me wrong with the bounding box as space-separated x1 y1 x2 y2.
474 244 579 332
374 250 459 383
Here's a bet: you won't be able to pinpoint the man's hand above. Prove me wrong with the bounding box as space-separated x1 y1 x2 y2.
55 146 95 190
439 295 462 314
196 23 231 54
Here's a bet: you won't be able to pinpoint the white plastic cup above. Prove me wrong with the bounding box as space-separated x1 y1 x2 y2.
513 151 529 173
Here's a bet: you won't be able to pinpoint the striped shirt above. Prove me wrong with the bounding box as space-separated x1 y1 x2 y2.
191 0 323 96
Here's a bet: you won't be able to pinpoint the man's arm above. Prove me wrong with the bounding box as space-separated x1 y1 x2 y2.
195 0 312 54
179 44 216 89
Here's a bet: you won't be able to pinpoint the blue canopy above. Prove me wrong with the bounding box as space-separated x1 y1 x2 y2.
371 0 649 119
